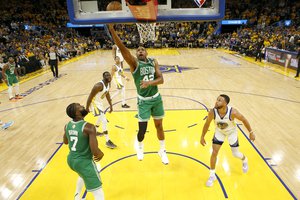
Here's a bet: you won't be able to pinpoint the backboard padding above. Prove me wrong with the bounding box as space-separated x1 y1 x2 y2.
67 0 225 24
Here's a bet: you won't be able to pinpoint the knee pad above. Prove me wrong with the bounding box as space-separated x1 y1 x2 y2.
137 122 147 142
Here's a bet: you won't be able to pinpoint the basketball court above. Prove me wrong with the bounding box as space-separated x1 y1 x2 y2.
1 0 300 199
0 48 299 199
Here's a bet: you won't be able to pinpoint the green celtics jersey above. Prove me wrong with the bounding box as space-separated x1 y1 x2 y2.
66 120 92 159
132 58 158 97
5 63 16 77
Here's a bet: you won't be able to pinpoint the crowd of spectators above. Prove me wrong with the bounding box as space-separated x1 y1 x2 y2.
0 0 101 79
0 0 299 82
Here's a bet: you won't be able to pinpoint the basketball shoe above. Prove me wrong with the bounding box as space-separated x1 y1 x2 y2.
106 140 117 149
1 121 14 130
242 158 249 173
135 140 144 161
206 174 216 187
158 149 169 165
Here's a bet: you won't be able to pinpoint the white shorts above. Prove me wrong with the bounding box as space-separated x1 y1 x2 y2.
90 102 104 116
213 130 238 147
114 78 124 89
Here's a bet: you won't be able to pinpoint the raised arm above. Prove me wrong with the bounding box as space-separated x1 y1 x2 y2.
112 45 117 59
108 24 137 72
231 108 255 141
86 83 102 112
84 123 104 162
140 59 163 88
200 109 214 146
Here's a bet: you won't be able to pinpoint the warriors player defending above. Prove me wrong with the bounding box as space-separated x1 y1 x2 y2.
110 56 130 108
108 25 169 164
201 94 255 187
86 71 117 149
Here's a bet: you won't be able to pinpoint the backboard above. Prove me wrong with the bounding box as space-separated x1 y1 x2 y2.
67 0 225 24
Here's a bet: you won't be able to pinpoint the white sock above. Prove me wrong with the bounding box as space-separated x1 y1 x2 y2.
91 188 105 200
121 87 126 105
159 140 165 151
210 169 215 177
15 83 20 95
104 133 110 142
8 86 13 99
136 138 143 148
74 177 84 200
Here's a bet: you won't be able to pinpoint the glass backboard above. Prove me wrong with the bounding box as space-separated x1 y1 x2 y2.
67 0 225 24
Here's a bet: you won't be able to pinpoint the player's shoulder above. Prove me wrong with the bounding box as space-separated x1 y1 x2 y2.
93 81 104 90
83 122 96 134
229 107 238 115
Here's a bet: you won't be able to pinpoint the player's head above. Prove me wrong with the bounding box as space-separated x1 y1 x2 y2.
66 103 88 120
8 57 14 64
103 71 112 83
136 45 147 61
215 94 230 109
115 56 121 64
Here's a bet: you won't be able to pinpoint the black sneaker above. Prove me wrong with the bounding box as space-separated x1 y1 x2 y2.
106 140 117 149
121 104 130 108
96 132 104 137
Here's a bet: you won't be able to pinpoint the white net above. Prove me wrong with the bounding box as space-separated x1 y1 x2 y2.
136 23 156 44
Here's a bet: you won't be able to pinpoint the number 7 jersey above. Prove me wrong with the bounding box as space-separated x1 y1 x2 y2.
65 120 92 159
132 58 159 97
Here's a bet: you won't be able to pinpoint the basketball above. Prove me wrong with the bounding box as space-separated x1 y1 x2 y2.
106 1 122 11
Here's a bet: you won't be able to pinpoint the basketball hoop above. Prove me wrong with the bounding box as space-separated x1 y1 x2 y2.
136 22 156 44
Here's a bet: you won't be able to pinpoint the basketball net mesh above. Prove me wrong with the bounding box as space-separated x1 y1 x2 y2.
136 23 156 44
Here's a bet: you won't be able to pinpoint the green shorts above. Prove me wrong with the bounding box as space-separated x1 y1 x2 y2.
67 156 102 191
137 93 164 122
6 75 18 86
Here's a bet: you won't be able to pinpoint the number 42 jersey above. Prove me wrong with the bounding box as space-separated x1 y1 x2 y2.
132 58 158 98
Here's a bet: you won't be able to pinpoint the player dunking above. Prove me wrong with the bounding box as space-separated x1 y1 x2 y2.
108 24 169 164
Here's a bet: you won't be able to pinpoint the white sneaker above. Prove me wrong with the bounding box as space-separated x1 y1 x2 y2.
242 161 248 173
158 150 169 165
206 175 216 187
135 141 144 161
1 121 14 130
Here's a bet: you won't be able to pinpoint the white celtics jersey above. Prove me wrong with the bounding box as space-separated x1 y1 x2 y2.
115 46 124 62
214 106 236 135
91 81 110 110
